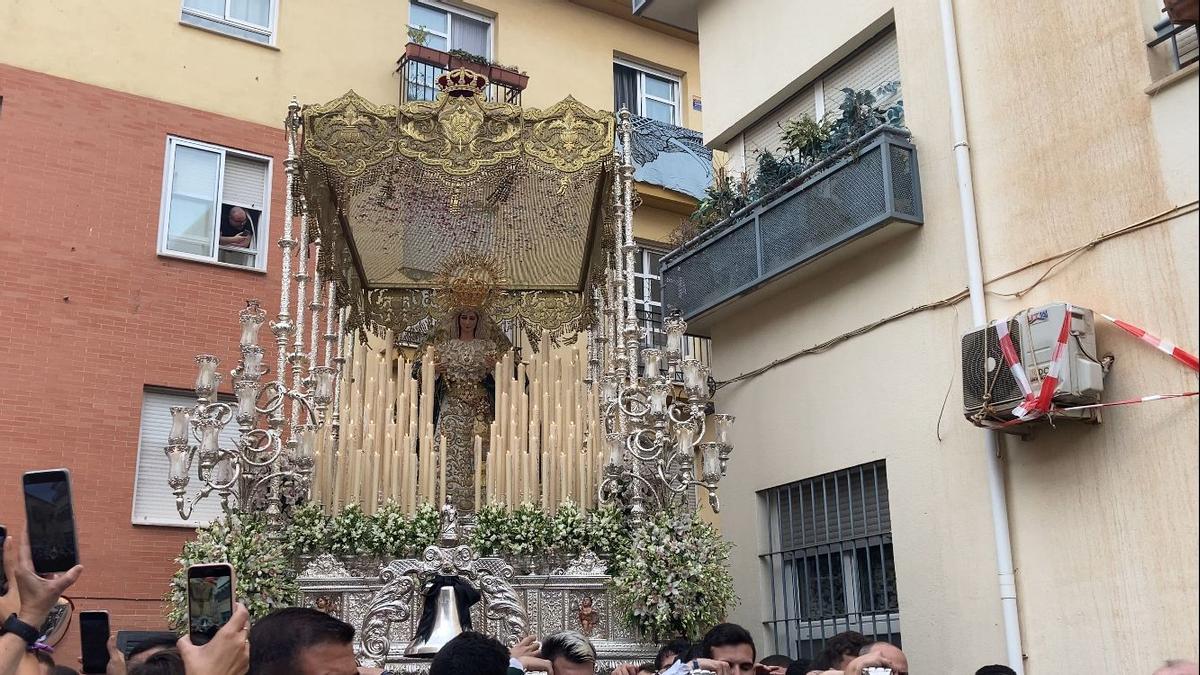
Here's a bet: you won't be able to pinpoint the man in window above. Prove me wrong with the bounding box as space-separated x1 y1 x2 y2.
219 206 254 249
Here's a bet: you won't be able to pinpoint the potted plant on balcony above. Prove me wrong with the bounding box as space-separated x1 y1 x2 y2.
488 63 529 90
405 40 450 68
447 48 491 75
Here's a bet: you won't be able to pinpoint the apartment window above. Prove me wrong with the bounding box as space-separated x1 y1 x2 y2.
743 27 901 158
158 137 271 271
132 390 239 527
181 0 277 45
614 60 681 125
408 1 492 57
634 246 665 346
760 461 901 661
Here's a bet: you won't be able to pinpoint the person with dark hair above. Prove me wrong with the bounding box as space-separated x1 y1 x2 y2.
248 607 357 675
128 650 185 675
656 639 693 669
844 642 908 675
540 631 598 675
976 665 1017 675
657 623 759 674
127 635 181 665
809 631 873 672
430 631 510 675
784 659 811 675
761 654 792 668
699 623 756 673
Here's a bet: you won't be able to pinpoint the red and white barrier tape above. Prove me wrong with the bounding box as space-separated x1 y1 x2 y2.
1100 313 1200 373
993 305 1073 422
994 317 1038 419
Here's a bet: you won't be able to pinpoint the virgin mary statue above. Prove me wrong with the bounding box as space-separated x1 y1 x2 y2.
426 306 508 510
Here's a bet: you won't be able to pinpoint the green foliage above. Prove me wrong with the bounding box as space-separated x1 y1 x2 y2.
407 25 431 46
470 503 511 556
328 504 372 556
368 500 412 558
165 516 297 632
586 503 630 557
507 502 551 557
608 512 737 642
684 83 905 238
549 500 589 556
288 501 331 555
408 502 442 551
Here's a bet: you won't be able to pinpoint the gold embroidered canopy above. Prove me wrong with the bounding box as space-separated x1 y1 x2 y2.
298 69 616 344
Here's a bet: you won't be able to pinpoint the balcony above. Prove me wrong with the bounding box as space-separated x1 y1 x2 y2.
1149 18 1198 72
625 114 713 200
660 126 922 325
396 42 526 105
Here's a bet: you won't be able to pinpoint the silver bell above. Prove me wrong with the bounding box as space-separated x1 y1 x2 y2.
405 585 464 657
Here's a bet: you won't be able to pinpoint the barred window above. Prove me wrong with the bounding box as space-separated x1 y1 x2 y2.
760 460 901 660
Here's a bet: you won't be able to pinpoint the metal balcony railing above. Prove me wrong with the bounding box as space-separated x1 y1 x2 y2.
397 47 524 105
1149 18 1199 71
661 127 922 322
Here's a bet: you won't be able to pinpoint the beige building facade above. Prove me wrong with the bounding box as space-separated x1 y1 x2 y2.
644 0 1198 672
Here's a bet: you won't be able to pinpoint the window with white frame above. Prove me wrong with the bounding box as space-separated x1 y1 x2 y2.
760 461 901 661
614 60 681 125
181 0 277 45
132 389 240 527
408 1 492 56
158 137 271 270
633 246 665 346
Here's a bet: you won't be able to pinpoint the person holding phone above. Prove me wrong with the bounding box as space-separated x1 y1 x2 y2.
0 533 83 675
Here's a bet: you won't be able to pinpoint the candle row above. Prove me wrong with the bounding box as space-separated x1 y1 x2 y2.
310 329 604 515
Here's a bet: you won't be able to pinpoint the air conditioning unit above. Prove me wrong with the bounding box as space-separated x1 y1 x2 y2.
962 302 1104 427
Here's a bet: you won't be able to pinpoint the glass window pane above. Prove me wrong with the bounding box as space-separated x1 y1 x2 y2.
648 252 662 276
644 74 676 101
165 145 220 258
423 33 448 50
183 0 225 15
227 0 271 28
451 14 489 57
409 2 448 33
644 98 675 124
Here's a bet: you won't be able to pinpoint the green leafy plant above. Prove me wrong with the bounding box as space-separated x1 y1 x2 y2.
586 503 630 558
407 25 431 46
409 502 441 551
507 502 551 557
781 113 832 166
608 512 736 641
165 516 297 632
368 500 412 558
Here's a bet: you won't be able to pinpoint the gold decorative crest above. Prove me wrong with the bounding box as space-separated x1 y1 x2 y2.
302 91 398 177
524 97 615 173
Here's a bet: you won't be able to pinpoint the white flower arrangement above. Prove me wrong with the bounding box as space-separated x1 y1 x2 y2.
608 511 737 641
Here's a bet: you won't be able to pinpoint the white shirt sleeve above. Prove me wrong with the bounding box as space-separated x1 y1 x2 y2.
660 661 693 675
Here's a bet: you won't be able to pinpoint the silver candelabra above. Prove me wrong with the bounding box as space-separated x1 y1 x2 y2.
163 100 345 523
595 109 735 520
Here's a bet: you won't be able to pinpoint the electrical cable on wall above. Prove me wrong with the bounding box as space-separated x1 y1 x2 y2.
714 200 1199 391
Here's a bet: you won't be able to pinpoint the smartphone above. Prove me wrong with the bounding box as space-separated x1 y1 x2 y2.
79 610 111 674
0 524 8 596
187 563 236 646
21 469 80 574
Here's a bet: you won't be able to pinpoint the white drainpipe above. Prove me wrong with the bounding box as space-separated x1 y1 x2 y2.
937 0 1027 672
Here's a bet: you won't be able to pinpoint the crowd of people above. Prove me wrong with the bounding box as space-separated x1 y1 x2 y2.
3 526 1197 675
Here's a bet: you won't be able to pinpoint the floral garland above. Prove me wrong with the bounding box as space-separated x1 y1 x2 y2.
165 515 298 631
167 501 734 643
608 511 737 641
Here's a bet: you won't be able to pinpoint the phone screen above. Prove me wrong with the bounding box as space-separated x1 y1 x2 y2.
22 469 79 574
187 564 235 645
79 610 111 674
0 524 9 596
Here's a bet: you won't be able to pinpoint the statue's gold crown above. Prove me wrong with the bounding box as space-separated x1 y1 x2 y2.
437 68 489 98
434 252 507 311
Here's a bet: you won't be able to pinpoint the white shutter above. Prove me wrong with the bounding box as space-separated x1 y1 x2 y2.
822 29 901 115
131 390 241 527
220 154 268 210
743 86 818 160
